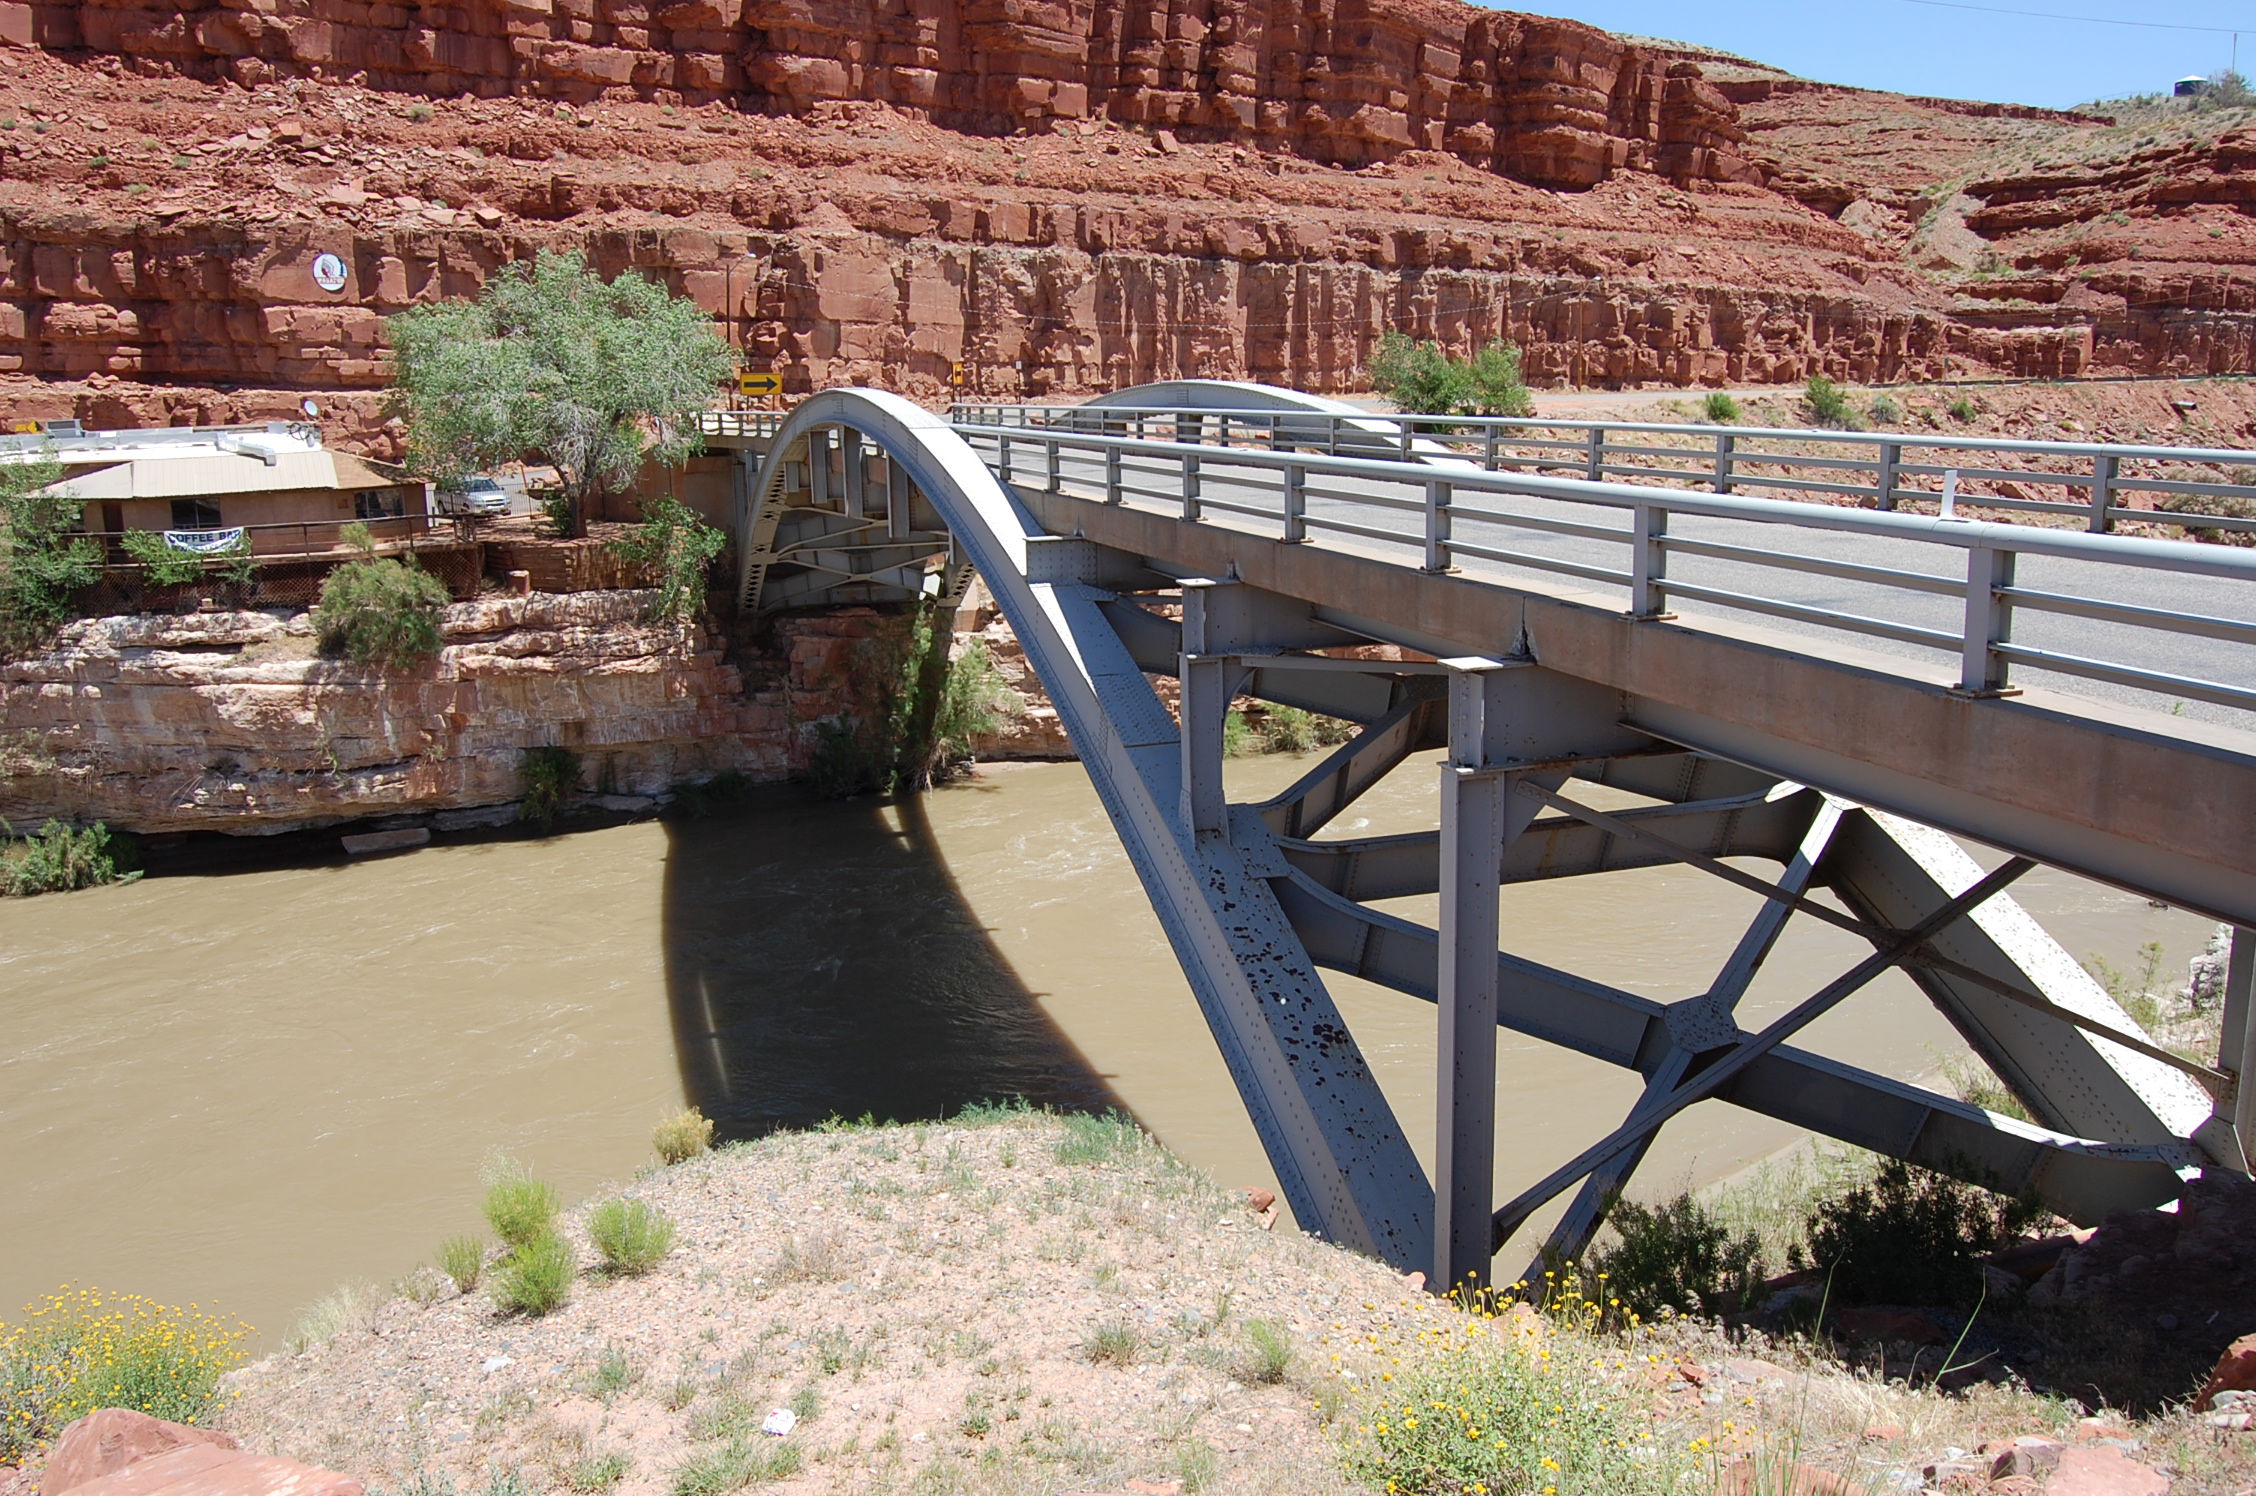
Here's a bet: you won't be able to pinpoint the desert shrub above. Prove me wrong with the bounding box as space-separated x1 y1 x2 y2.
1080 1319 1140 1365
1262 704 1318 753
2156 491 2256 547
653 1106 715 1164
1947 394 1978 422
0 1287 251 1460
1370 333 1533 417
119 527 216 588
1802 374 1856 429
287 1280 386 1352
436 1234 487 1292
484 1172 561 1247
1370 332 1469 414
1243 1319 1292 1384
566 1453 631 1493
1867 393 1903 427
517 745 581 828
535 490 575 539
1463 340 1536 417
1056 1109 1142 1166
313 555 449 670
1586 1193 1767 1321
608 495 726 624
1221 708 1253 757
1701 391 1741 423
1342 1313 1670 1496
1797 1159 2043 1307
492 1233 575 1316
801 607 1020 799
0 819 136 897
668 1437 798 1496
588 1198 676 1276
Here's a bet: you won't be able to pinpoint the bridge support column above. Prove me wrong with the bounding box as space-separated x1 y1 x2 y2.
1434 659 1547 1294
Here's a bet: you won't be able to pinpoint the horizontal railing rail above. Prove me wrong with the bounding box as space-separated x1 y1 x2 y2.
86 515 464 575
943 415 2256 718
950 403 2256 541
697 410 788 440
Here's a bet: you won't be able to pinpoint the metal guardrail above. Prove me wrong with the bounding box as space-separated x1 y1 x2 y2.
952 404 2256 540
945 413 2256 717
697 411 786 441
90 516 453 573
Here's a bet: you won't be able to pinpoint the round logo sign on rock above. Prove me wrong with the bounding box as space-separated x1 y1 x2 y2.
311 253 348 293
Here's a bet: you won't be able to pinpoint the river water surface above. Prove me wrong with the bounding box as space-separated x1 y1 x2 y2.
0 754 2210 1340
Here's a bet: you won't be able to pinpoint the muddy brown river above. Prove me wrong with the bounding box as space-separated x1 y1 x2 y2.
0 754 2211 1341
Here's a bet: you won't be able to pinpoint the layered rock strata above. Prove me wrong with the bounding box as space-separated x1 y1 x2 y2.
0 593 901 832
24 0 1756 188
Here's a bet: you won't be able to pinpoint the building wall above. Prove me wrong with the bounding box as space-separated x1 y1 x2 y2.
85 480 429 554
589 453 739 527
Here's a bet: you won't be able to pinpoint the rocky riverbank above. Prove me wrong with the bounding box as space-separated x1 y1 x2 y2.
0 592 952 836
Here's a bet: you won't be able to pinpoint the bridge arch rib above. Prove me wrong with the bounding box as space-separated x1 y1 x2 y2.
738 387 2240 1292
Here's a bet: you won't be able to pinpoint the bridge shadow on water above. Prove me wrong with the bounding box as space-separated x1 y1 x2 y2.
659 782 1127 1142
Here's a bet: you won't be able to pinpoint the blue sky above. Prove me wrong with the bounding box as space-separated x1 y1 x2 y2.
1525 1 2249 110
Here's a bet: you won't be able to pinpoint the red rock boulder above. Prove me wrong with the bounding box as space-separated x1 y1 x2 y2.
2195 1331 2256 1412
39 1409 362 1496
42 1410 239 1496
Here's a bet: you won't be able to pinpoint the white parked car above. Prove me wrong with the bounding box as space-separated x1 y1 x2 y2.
435 475 510 517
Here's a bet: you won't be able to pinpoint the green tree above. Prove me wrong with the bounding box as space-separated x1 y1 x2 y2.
385 249 735 537
1463 340 1536 417
312 554 451 670
607 495 726 623
0 449 98 654
1370 333 1534 417
1370 333 1470 414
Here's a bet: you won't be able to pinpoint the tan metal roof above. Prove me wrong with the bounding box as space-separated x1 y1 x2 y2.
48 450 418 501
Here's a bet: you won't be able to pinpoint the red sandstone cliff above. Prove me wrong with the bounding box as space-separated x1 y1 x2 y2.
0 3 2244 442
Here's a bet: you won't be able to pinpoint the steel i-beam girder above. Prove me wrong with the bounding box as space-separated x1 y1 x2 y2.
742 392 2244 1292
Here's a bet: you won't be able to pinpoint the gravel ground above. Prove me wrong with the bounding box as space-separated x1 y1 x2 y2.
220 1112 1460 1496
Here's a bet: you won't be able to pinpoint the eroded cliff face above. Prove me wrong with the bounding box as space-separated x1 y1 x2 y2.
22 0 1755 189
0 593 900 832
0 4 2245 443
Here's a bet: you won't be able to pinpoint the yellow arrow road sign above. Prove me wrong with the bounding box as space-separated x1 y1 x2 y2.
737 372 783 396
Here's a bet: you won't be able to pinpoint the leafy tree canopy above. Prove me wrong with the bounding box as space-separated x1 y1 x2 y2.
0 449 98 655
385 249 736 534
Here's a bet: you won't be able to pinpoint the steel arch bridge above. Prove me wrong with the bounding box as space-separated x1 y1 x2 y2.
723 384 2256 1292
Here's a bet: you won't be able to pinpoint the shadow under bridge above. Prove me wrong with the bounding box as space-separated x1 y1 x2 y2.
725 386 2256 1295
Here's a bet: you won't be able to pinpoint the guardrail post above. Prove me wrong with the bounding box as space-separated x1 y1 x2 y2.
2090 453 2120 534
1045 437 1060 494
1283 464 1307 542
1483 423 1498 470
1958 545 2016 695
1104 443 1123 503
1400 420 1415 461
1268 413 1282 452
1183 451 1203 521
1585 427 1605 481
1713 432 1736 494
1424 480 1453 572
1876 441 1900 511
995 429 1012 487
1631 505 1670 618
